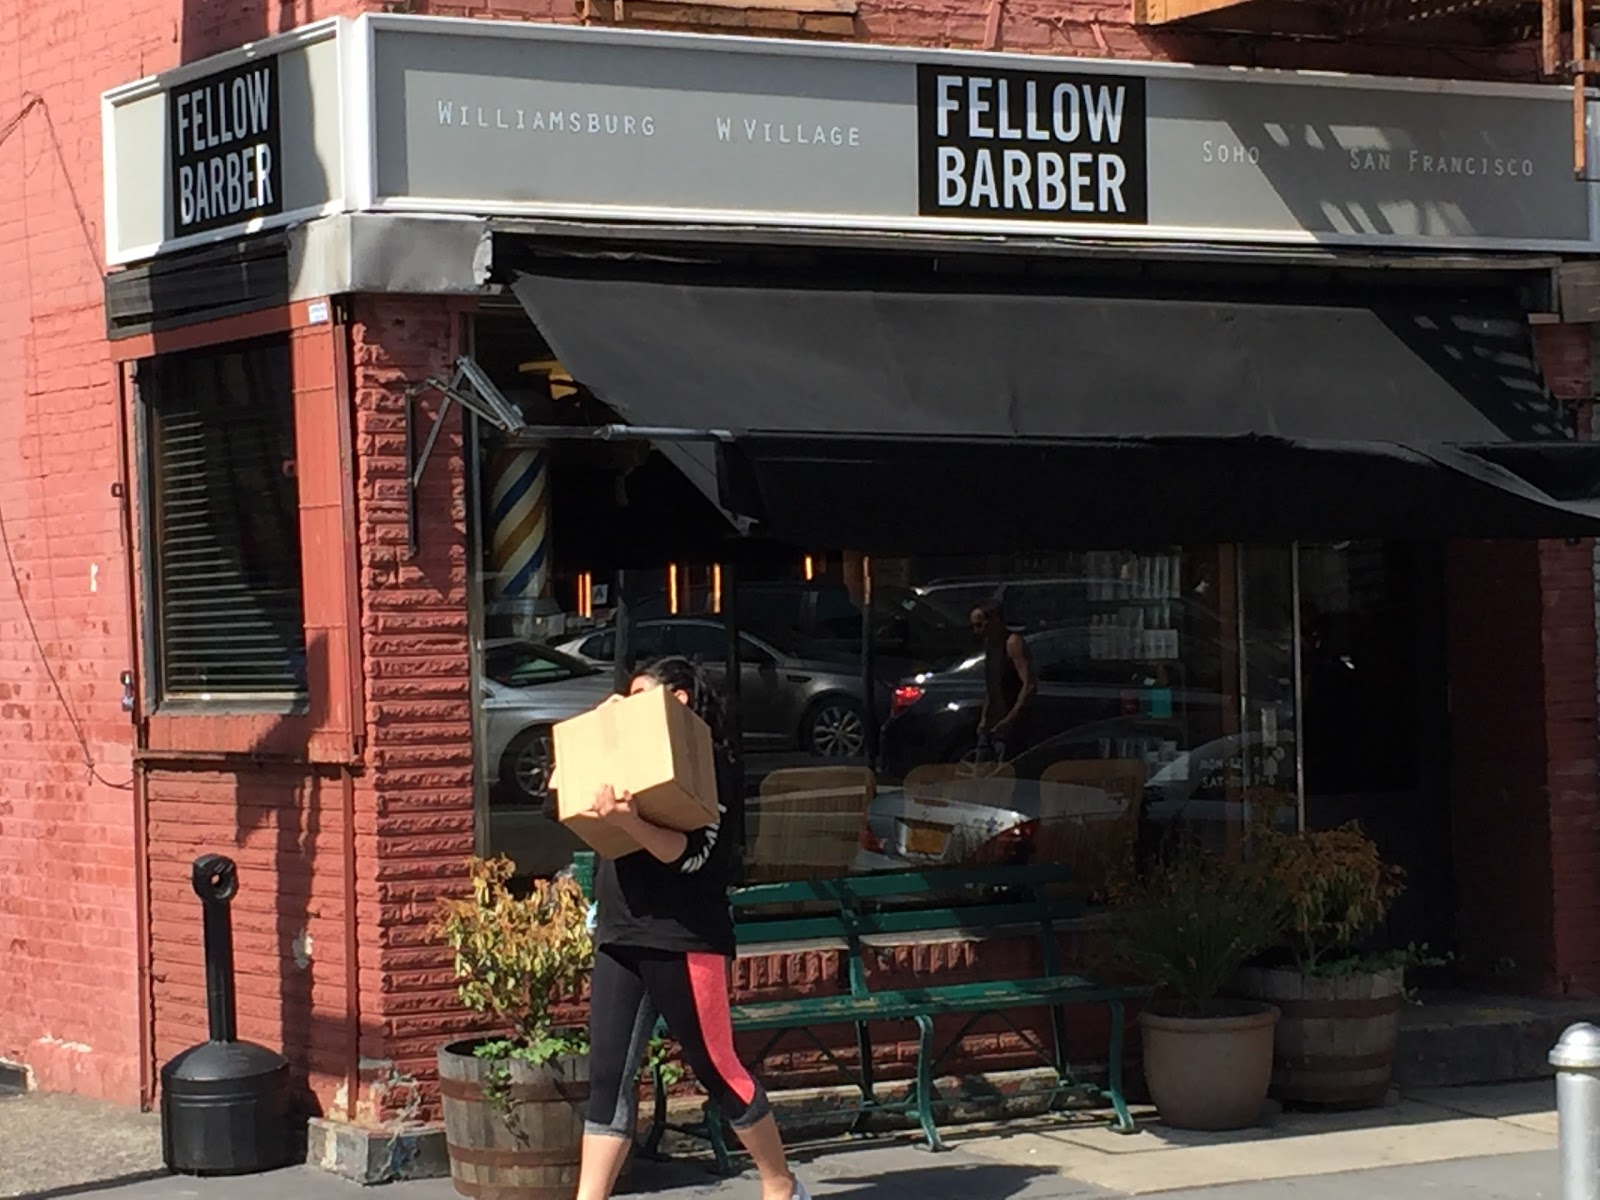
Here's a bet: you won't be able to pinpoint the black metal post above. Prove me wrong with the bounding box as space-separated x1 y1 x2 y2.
722 563 747 854
192 855 239 1044
861 556 879 767
613 568 632 694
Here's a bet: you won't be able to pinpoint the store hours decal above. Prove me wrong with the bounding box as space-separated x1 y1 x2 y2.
916 65 1148 224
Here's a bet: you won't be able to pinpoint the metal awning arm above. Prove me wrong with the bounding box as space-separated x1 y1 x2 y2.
405 355 528 558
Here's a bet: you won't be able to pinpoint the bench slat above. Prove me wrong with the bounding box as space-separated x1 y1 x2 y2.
729 976 1147 1029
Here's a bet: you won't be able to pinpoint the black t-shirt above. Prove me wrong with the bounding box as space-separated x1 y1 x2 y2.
593 758 740 958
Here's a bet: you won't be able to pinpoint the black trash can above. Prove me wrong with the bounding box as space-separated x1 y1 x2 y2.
160 854 292 1175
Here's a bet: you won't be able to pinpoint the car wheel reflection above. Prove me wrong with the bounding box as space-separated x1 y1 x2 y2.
805 697 866 758
502 725 554 805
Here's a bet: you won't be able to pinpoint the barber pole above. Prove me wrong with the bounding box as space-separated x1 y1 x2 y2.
488 445 550 605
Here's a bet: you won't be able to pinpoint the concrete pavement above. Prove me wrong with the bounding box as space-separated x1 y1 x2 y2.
0 1083 1564 1200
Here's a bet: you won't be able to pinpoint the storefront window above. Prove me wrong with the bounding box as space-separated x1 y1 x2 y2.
141 336 307 700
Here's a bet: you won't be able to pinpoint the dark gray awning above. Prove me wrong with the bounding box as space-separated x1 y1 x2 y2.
716 434 1600 552
510 270 1596 550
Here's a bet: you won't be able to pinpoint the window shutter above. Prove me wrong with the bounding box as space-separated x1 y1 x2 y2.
147 337 308 698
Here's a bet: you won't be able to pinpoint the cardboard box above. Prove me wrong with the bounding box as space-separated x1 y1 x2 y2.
551 686 720 859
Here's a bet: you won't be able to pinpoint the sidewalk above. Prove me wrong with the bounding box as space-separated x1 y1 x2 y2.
0 1083 1562 1200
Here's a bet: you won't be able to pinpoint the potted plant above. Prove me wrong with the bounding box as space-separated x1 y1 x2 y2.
433 856 594 1200
1233 820 1408 1108
1116 835 1290 1131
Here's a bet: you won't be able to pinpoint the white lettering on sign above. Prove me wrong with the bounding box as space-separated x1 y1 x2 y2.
178 143 275 228
1201 139 1261 166
1343 146 1536 177
713 116 862 149
435 100 656 137
169 58 281 235
1407 149 1535 177
919 66 1147 224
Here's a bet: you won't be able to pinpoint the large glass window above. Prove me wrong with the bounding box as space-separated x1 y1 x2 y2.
142 337 307 701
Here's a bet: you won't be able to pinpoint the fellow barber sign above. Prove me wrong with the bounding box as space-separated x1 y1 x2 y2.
917 66 1148 222
167 57 283 237
103 16 1600 262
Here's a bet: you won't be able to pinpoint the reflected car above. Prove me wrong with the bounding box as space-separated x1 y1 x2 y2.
854 722 1296 876
480 640 613 805
877 627 1223 779
620 580 970 683
556 618 886 758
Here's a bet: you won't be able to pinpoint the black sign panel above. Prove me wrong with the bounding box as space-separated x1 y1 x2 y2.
167 56 283 238
916 64 1148 224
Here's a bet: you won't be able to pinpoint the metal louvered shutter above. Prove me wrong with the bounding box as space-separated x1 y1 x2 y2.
146 336 308 698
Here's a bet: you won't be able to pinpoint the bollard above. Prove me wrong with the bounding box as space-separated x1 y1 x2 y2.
1551 1023 1600 1200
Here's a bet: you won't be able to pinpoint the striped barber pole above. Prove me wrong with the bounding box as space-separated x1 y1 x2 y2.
488 445 550 603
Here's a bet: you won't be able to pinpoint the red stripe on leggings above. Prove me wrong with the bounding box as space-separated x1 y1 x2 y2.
686 952 758 1107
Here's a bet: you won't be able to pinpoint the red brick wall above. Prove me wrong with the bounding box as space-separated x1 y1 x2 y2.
0 2 156 1103
145 767 354 1111
346 295 482 1123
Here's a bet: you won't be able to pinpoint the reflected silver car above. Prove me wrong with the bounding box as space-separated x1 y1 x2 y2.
480 640 616 880
557 618 884 759
856 722 1295 876
480 640 613 803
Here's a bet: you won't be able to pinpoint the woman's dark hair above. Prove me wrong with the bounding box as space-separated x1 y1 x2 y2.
632 656 733 762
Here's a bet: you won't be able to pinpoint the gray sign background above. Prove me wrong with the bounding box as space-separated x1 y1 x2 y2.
103 16 1598 261
373 30 918 218
371 22 1595 250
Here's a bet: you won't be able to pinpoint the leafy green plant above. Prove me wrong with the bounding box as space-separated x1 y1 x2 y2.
646 1035 685 1089
432 856 594 1067
1113 837 1290 1018
1253 822 1404 975
434 856 695 1134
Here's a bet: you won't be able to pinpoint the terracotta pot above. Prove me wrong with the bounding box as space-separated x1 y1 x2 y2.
1139 1002 1279 1131
1233 966 1403 1108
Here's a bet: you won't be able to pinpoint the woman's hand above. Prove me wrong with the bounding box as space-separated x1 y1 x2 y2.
592 784 636 825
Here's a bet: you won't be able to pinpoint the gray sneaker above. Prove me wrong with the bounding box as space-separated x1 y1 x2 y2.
791 1179 812 1200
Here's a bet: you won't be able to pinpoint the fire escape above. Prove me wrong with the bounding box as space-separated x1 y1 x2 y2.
1132 0 1598 177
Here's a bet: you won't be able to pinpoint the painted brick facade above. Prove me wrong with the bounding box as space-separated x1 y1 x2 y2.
5 0 1600 1119
2 1 156 1103
347 294 483 1122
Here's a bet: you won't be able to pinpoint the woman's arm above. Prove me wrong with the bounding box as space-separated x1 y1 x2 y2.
592 785 720 871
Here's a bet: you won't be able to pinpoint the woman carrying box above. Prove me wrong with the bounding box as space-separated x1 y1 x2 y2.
574 656 808 1200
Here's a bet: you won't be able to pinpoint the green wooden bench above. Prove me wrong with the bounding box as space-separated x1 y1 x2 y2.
571 855 1148 1170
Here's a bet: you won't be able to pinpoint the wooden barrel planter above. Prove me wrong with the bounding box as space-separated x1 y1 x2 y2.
439 1041 589 1200
1232 966 1404 1108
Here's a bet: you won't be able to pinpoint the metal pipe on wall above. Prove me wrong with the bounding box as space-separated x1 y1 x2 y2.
115 359 156 1111
332 301 366 1121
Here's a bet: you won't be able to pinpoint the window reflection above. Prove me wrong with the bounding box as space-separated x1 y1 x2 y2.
471 538 1306 897
739 548 1299 894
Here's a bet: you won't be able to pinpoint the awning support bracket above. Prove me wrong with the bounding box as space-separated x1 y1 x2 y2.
405 356 526 558
403 355 734 556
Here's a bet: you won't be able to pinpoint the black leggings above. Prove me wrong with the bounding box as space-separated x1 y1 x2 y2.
585 944 770 1139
